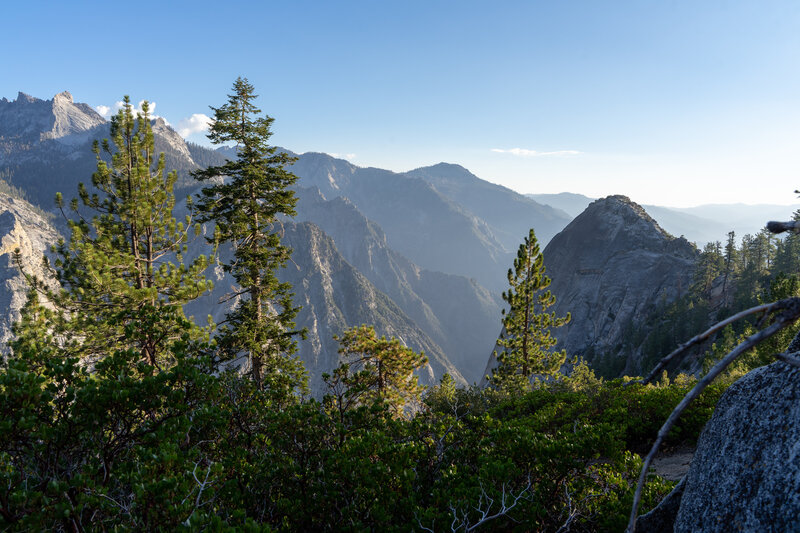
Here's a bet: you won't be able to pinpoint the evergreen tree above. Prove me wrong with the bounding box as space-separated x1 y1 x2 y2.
692 241 724 298
192 77 305 393
773 209 800 276
490 228 570 392
722 230 738 298
325 325 428 417
23 97 211 367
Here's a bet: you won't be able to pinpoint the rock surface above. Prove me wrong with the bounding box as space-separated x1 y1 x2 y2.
290 152 513 293
0 91 105 147
668 360 800 532
294 186 501 383
405 162 571 252
185 220 465 396
542 195 698 376
0 195 61 352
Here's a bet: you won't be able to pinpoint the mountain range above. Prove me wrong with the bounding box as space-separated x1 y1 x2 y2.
529 192 799 246
0 90 784 390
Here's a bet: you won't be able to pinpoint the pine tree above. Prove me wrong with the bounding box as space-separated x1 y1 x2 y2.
325 325 428 417
192 77 305 392
25 97 211 367
722 230 738 298
692 241 724 297
491 228 570 392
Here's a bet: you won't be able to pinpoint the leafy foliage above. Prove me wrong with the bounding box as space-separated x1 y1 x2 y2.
19 96 211 368
325 325 428 418
623 217 800 378
0 86 747 532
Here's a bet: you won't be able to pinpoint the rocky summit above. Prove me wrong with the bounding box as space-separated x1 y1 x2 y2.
543 195 698 376
0 91 105 148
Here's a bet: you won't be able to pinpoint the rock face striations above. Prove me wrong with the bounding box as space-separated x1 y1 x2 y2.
0 91 105 147
294 186 501 384
542 195 698 376
185 220 465 395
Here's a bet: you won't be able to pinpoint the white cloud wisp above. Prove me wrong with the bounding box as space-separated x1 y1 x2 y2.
177 113 213 138
491 148 581 157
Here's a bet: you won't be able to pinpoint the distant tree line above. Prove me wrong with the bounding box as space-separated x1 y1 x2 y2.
624 222 800 377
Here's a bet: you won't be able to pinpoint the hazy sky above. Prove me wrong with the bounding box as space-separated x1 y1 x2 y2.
3 1 799 207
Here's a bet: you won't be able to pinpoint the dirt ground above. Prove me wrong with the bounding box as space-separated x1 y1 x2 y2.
651 445 695 481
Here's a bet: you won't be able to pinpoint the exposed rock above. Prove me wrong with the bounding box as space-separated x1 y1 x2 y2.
185 220 464 396
0 195 61 352
542 195 698 376
151 117 194 164
290 152 512 293
668 360 800 532
294 186 501 383
405 163 571 251
0 91 105 148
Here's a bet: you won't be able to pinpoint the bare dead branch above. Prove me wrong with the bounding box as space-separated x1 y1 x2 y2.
626 302 800 532
417 476 533 532
766 220 800 234
631 299 796 386
776 351 800 368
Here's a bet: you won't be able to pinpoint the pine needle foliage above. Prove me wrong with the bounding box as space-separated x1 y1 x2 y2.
25 96 211 368
326 325 428 417
491 228 570 392
192 77 306 393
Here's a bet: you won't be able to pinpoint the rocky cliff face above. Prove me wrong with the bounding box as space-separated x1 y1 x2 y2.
0 91 105 147
294 186 501 383
406 162 571 251
0 195 61 352
185 220 464 395
542 195 698 376
290 152 512 293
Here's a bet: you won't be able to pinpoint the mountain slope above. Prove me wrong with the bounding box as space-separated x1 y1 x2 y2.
541 196 698 377
290 152 512 292
406 163 571 251
294 186 501 383
185 221 464 394
0 194 62 352
529 193 795 246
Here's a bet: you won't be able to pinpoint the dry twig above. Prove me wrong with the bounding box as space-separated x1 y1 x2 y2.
626 297 800 532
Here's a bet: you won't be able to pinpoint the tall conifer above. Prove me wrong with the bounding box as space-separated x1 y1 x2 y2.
491 228 570 392
192 77 305 392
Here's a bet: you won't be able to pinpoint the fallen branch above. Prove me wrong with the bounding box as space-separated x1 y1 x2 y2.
631 299 798 386
626 297 800 532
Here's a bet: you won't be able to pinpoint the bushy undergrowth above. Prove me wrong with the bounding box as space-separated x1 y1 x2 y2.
0 343 727 531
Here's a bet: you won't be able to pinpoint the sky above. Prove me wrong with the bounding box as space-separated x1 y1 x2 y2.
2 1 800 207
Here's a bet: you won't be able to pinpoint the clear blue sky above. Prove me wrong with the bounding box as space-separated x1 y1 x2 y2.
3 1 800 207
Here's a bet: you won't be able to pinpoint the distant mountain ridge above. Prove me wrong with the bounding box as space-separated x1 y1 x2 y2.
293 186 501 383
542 195 698 376
405 163 570 252
529 192 799 246
0 90 538 391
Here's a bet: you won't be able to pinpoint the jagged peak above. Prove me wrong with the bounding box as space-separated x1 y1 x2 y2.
53 91 73 103
15 92 37 103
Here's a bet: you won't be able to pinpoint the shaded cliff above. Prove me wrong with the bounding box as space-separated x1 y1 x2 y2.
543 195 698 376
185 220 464 396
294 186 501 383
